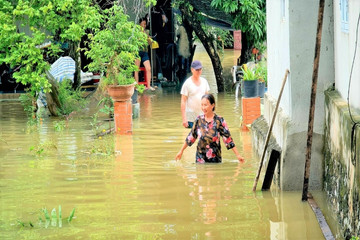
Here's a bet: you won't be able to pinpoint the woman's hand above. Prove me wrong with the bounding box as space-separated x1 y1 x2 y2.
237 154 245 163
175 151 183 161
231 147 244 163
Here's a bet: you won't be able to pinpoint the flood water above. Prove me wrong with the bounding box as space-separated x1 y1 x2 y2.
0 46 340 239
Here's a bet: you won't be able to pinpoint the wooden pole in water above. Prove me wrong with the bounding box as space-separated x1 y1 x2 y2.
302 0 325 201
252 69 289 192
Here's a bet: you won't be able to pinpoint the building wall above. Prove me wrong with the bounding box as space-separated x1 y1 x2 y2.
289 0 334 134
324 90 360 238
258 0 334 190
334 0 360 109
322 1 360 237
256 0 360 237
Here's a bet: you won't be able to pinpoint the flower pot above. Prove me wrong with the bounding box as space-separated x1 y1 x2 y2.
258 81 265 98
106 83 136 102
242 79 258 98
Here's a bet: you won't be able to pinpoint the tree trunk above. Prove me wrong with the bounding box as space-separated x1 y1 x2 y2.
45 70 62 116
239 33 251 66
182 18 195 73
69 41 81 89
180 5 224 92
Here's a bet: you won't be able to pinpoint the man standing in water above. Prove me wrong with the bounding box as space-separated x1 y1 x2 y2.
180 60 210 128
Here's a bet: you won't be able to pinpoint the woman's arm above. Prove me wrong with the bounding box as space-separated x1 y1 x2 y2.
231 146 245 162
175 142 188 161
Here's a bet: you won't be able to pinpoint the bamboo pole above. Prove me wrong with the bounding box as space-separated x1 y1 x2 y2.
302 0 325 201
252 69 290 192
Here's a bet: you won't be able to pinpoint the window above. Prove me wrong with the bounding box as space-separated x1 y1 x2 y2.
340 0 349 32
281 0 286 20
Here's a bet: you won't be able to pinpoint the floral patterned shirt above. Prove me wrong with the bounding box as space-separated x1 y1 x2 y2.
185 114 235 163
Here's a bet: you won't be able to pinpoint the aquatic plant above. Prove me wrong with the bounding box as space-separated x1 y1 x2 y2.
90 96 115 136
57 79 88 116
98 96 114 117
19 91 39 125
54 120 66 132
29 141 57 157
17 206 75 229
86 134 115 156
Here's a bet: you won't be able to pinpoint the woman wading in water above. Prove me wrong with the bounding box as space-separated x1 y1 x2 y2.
175 94 244 163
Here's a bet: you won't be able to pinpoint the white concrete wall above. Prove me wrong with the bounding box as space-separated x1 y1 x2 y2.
266 0 291 149
334 0 360 110
266 0 334 139
263 0 334 190
289 0 334 135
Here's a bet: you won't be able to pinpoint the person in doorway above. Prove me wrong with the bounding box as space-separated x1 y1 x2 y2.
134 17 155 91
180 60 210 128
176 25 191 72
175 94 244 163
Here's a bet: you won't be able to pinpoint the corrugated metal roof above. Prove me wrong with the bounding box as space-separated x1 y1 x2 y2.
187 0 234 30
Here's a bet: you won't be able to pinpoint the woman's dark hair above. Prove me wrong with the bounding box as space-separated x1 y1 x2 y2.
139 17 147 24
202 94 216 111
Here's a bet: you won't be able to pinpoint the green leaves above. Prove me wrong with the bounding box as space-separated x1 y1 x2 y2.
211 0 239 13
19 206 76 228
85 4 147 86
241 64 257 81
0 0 103 94
209 0 266 46
67 208 75 223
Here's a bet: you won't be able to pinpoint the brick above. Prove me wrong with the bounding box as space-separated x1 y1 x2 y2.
242 97 261 130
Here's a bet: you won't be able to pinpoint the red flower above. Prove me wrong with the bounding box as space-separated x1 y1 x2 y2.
206 148 216 159
224 137 232 144
197 158 205 163
187 135 196 143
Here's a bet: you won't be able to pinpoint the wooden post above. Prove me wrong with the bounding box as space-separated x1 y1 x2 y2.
302 0 325 201
252 69 289 192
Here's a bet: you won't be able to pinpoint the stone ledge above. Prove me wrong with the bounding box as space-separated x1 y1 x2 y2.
0 93 22 100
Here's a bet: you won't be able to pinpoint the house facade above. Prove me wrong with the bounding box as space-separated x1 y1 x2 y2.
252 0 360 237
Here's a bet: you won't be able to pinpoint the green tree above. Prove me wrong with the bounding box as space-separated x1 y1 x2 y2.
175 0 266 92
0 0 102 115
175 1 226 91
0 0 154 116
211 0 266 64
0 0 102 91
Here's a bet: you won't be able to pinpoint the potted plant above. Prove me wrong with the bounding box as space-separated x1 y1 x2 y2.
85 4 148 102
241 63 258 98
255 61 267 98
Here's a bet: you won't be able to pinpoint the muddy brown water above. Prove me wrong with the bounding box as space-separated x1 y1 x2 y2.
0 46 341 239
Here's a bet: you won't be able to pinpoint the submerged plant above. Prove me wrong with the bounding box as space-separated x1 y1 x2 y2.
57 79 88 116
86 134 115 156
53 120 66 132
19 91 39 125
29 141 57 157
90 96 115 136
98 96 114 117
17 206 75 229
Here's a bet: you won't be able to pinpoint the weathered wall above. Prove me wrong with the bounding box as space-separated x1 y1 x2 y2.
324 89 360 238
252 93 324 191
